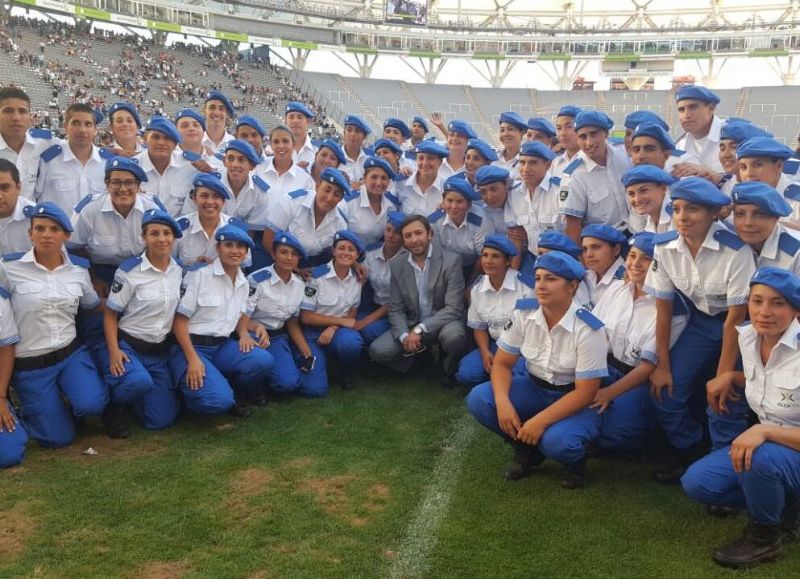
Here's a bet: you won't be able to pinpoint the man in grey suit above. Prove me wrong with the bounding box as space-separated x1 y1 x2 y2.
369 214 468 387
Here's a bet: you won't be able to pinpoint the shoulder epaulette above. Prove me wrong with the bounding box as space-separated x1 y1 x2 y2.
118 255 142 272
98 147 116 160
343 189 359 203
509 180 523 192
311 263 330 278
466 212 483 227
384 192 400 206
182 150 202 162
250 267 272 283
517 271 535 288
39 143 62 162
288 188 308 199
337 207 349 223
784 184 800 202
563 158 584 175
428 208 445 223
1 252 24 262
713 228 745 251
151 197 166 212
778 231 800 257
172 257 185 269
74 194 94 214
515 297 539 310
549 175 561 187
576 307 604 330
613 264 626 280
186 261 208 272
252 175 269 193
0 286 9 299
363 145 375 156
783 158 800 176
67 253 90 268
653 230 679 245
365 241 383 252
404 150 416 159
671 149 686 158
177 217 191 231
28 128 52 140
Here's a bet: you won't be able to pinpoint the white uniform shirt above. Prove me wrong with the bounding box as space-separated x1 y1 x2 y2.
429 207 489 266
34 144 105 211
480 203 507 235
492 151 521 179
0 130 56 199
106 253 182 343
343 148 368 183
675 115 725 174
173 212 245 266
438 159 466 181
497 300 609 384
135 151 199 217
644 222 755 316
201 131 234 156
364 245 403 306
779 174 800 228
551 150 579 179
468 269 534 340
754 223 800 275
0 196 34 255
177 258 250 338
181 171 270 230
300 261 361 317
255 158 315 205
292 136 317 168
396 172 444 216
739 318 800 428
638 197 673 234
0 248 100 357
247 264 305 330
505 175 563 250
593 281 688 368
0 287 21 346
70 193 162 265
585 256 626 310
562 147 632 229
340 188 399 247
265 189 347 259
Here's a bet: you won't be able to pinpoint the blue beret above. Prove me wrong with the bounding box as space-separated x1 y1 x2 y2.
333 229 366 261
145 117 182 144
526 117 556 137
720 121 772 143
414 140 449 158
387 210 406 229
670 176 731 207
224 139 261 166
483 233 517 257
676 85 720 105
520 141 556 161
557 105 582 118
750 267 800 309
344 115 372 136
373 138 403 156
735 137 794 161
537 231 582 259
475 165 510 186
624 111 668 131
447 120 477 139
215 224 254 249
142 208 183 238
108 102 142 128
320 167 350 193
205 91 235 117
580 223 627 245
499 111 527 131
193 173 231 200
412 116 429 132
23 201 73 233
285 101 314 119
627 232 656 258
174 108 206 131
731 181 792 217
631 122 674 150
575 111 614 131
317 139 346 165
535 250 586 281
363 156 397 180
105 156 148 183
235 115 266 138
272 229 307 260
466 138 498 162
383 118 411 139
621 164 676 187
443 175 480 201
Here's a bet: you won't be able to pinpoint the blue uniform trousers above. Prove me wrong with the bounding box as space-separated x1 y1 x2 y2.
466 375 601 466
0 408 29 468
456 342 527 386
682 443 800 525
302 327 365 397
594 366 654 451
77 264 119 346
168 340 273 414
94 341 180 430
356 285 391 345
13 345 108 448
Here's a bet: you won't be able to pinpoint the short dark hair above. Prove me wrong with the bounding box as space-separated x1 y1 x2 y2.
400 214 431 234
64 103 96 125
0 158 20 184
0 87 30 105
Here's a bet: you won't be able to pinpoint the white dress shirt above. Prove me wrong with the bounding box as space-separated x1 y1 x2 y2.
340 187 400 246
0 286 21 346
396 172 444 216
364 245 403 306
0 130 56 199
0 196 35 255
300 261 361 317
675 115 725 174
34 144 105 212
505 175 563 250
430 207 489 267
135 150 199 217
561 146 632 229
265 189 347 259
468 269 534 340
177 258 250 337
247 264 306 330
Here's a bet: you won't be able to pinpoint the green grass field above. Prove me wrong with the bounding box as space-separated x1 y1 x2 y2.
2 365 798 578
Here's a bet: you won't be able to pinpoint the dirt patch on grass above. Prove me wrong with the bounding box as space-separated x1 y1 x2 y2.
280 457 314 470
128 560 190 579
225 467 275 521
296 474 356 517
0 501 36 558
67 433 168 463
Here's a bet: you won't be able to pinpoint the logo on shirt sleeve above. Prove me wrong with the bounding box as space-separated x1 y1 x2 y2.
111 277 124 293
304 286 317 297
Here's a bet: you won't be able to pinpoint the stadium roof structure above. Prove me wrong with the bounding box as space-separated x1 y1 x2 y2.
11 0 800 88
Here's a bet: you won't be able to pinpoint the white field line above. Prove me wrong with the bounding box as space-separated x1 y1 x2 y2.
388 412 476 579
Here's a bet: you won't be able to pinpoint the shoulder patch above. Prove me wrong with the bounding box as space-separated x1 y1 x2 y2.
671 149 687 158
29 128 52 140
177 217 191 231
98 147 116 160
250 268 272 283
186 261 209 272
182 150 202 162
0 286 9 299
778 231 800 257
549 175 561 187
713 228 745 251
428 208 445 223
653 230 679 245
1 251 25 262
466 212 483 227
67 253 90 268
288 188 308 199
252 175 269 193
39 143 62 162
784 184 800 202
312 263 331 278
384 192 400 206
517 271 535 288
365 241 383 252
613 264 626 280
343 189 359 203
515 297 539 310
304 285 317 298
151 196 167 212
783 158 800 176
563 158 584 175
118 255 142 272
576 308 604 330
74 193 94 214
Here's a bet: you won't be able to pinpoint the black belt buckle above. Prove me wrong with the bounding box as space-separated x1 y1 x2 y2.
607 355 634 375
14 338 80 372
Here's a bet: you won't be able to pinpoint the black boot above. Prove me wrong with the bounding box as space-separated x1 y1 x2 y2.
102 405 131 439
707 505 738 518
560 457 587 490
781 498 800 544
229 398 251 418
247 390 269 406
503 443 545 481
713 521 783 569
652 443 705 485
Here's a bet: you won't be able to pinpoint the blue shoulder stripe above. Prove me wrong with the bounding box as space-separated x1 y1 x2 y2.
118 255 142 272
311 263 330 278
466 212 483 227
67 253 90 268
39 144 62 162
74 194 94 214
250 267 272 283
563 158 583 175
428 208 445 223
384 192 400 206
177 217 191 231
515 297 539 310
99 147 116 160
576 307 604 330
1 252 25 262
288 188 308 199
778 232 800 257
252 175 269 193
713 228 745 251
365 241 383 252
784 184 800 202
653 230 679 245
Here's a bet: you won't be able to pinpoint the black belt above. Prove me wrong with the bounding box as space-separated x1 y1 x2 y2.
119 330 173 356
607 355 635 375
268 325 287 338
15 338 80 372
529 373 575 393
190 334 230 347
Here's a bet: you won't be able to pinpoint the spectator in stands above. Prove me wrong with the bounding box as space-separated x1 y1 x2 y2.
493 111 527 179
439 120 475 180
257 125 314 200
342 115 371 184
551 105 582 179
106 102 143 157
396 140 448 216
285 101 317 169
201 90 235 156
674 85 725 175
463 138 498 187
0 159 34 254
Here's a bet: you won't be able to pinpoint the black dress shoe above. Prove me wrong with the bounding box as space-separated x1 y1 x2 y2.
713 521 783 569
247 392 269 406
707 505 738 518
503 443 545 481
560 457 587 490
102 406 131 439
229 402 251 418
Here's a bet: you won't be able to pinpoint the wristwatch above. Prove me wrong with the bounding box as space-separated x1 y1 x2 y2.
413 325 424 335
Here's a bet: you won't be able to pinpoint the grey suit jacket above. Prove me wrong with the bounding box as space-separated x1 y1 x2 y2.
387 241 465 340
